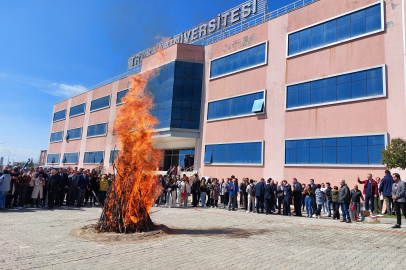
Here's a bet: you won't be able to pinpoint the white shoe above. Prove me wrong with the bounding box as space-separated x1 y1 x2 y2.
215 206 217 209
246 211 249 213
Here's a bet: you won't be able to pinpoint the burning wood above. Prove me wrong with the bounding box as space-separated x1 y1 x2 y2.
96 67 162 233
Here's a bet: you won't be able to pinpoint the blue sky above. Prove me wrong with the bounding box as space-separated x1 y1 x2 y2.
0 0 297 163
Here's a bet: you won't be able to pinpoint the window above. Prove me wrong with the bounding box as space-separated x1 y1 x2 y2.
84 151 104 164
117 90 129 104
288 3 382 56
87 123 107 137
90 95 110 112
207 91 264 121
62 152 79 164
210 42 267 79
204 141 263 165
47 154 60 164
66 127 82 140
286 66 385 109
285 134 385 166
69 103 85 117
50 131 63 143
53 110 66 122
109 150 119 164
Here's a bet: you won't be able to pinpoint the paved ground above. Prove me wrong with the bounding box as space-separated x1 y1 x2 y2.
1 203 406 270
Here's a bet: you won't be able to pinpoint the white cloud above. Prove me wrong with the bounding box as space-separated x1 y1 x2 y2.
0 72 87 97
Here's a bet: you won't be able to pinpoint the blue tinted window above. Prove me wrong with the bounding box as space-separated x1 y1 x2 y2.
69 103 85 117
207 92 265 120
90 96 110 111
53 110 66 122
47 154 60 164
84 151 104 164
62 152 79 164
116 90 129 104
287 67 384 109
204 142 263 165
66 128 82 140
285 134 385 165
109 150 119 164
50 131 63 142
210 43 267 78
288 3 382 56
87 123 107 137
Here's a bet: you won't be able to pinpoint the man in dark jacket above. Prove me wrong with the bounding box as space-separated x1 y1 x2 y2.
350 185 364 217
379 170 394 216
57 168 69 206
264 179 275 215
76 170 89 207
282 180 292 216
292 178 302 217
325 182 332 217
338 179 351 223
191 174 200 207
310 179 317 213
255 178 265 214
67 171 79 205
276 183 284 214
48 170 62 209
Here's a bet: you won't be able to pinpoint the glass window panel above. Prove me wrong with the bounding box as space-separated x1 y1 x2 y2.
351 9 366 21
230 103 238 116
352 71 367 81
253 142 262 149
180 120 191 129
248 46 257 54
351 18 366 37
204 151 212 164
367 67 382 78
236 144 244 150
248 53 257 66
232 52 241 60
337 146 351 164
289 32 300 41
323 85 337 102
70 103 86 117
298 90 311 106
337 23 351 41
244 143 253 149
337 83 352 100
256 50 266 64
368 145 384 164
227 150 235 163
312 24 324 33
310 88 323 104
299 36 311 52
221 105 230 118
67 128 82 140
337 14 351 25
352 80 367 98
310 139 323 147
299 82 311 91
366 12 382 33
53 110 66 122
300 28 312 37
297 140 309 148
310 147 322 163
323 138 337 147
352 145 368 164
337 137 352 146
237 102 246 115
182 100 192 109
216 64 224 76
287 85 299 93
323 147 337 164
87 123 107 137
228 144 236 150
324 27 337 44
311 80 323 89
368 135 385 145
367 77 383 96
252 99 264 113
243 150 253 163
190 121 199 129
337 74 352 84
240 56 248 69
366 4 381 16
324 19 336 30
231 59 240 72
286 140 297 148
181 109 191 120
286 148 297 164
289 40 300 55
224 61 232 74
352 136 368 146
297 148 310 163
91 96 110 111
257 43 266 51
219 151 227 163
253 149 262 164
235 150 244 163
324 77 336 86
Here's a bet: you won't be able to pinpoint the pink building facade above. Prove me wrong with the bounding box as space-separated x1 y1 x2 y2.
47 0 406 188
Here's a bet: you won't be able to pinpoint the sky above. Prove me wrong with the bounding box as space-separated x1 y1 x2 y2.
0 0 298 164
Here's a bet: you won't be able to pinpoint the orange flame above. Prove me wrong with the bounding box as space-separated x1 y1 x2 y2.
102 50 165 230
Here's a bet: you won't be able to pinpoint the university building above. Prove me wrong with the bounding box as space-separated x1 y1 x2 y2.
47 0 406 186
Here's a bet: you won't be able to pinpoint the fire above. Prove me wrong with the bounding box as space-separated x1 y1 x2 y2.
97 51 165 233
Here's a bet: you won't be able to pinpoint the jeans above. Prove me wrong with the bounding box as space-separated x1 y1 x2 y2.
305 197 313 216
393 201 406 225
0 191 7 208
200 192 206 207
229 194 237 210
247 195 255 212
353 202 360 216
326 199 331 216
384 196 393 215
315 204 322 216
32 196 41 206
256 196 264 213
322 201 327 213
340 203 350 220
365 195 374 213
283 196 291 215
18 186 27 207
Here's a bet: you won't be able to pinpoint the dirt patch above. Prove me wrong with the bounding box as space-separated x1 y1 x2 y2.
70 224 172 245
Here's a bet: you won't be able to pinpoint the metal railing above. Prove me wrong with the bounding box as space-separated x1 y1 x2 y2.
55 65 141 104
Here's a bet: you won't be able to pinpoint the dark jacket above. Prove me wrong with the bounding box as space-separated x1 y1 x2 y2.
255 181 265 197
292 182 302 198
350 189 364 203
264 184 275 199
68 175 78 189
48 174 62 192
338 184 350 204
283 184 292 199
58 172 69 189
191 179 200 192
77 174 89 189
379 174 394 197
331 189 339 203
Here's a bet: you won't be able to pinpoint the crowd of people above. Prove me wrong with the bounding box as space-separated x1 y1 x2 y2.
154 170 406 229
0 165 112 210
0 165 405 229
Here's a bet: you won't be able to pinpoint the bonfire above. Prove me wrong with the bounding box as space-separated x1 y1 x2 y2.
96 68 161 233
